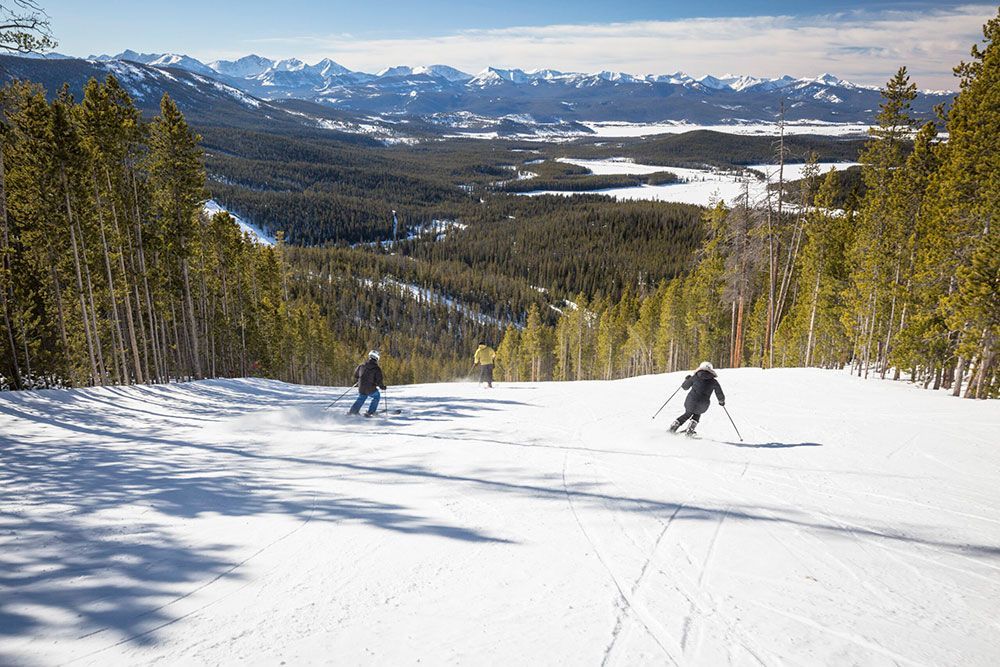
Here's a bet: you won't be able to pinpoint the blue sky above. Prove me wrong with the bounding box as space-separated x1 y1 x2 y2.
43 1 995 88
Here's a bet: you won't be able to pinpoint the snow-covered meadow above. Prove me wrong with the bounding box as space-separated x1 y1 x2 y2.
523 158 860 207
1 369 998 665
580 121 871 139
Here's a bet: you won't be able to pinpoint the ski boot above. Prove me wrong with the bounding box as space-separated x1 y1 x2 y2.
685 421 699 437
669 419 681 433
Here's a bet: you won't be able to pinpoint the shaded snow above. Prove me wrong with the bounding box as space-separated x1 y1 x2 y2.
1 369 998 664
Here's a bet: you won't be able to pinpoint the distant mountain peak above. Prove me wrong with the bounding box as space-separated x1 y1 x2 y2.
147 53 216 76
310 58 351 77
208 54 274 79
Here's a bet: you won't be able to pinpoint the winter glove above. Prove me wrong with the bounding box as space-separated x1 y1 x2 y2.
380 385 387 390
718 400 725 406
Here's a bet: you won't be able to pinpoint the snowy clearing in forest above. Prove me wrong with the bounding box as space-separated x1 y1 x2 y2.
203 200 275 246
1 369 998 665
520 158 860 207
580 120 872 138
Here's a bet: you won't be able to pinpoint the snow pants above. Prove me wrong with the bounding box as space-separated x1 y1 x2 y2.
674 411 701 426
479 364 494 386
350 390 381 414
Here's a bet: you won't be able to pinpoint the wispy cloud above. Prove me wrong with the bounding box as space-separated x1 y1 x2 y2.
222 4 994 89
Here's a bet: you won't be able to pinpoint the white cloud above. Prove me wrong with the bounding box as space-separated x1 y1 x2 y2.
224 4 995 89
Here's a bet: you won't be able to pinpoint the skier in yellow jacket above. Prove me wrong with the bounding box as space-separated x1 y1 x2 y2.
473 342 497 388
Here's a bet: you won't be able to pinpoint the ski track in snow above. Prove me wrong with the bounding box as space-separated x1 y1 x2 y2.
1 369 999 665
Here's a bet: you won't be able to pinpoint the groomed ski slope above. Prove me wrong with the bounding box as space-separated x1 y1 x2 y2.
1 369 998 666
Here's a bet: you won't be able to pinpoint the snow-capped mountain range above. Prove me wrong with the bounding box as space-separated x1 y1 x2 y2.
1 50 952 130
86 50 877 96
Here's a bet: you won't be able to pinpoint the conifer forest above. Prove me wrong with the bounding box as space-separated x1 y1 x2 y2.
1 10 997 398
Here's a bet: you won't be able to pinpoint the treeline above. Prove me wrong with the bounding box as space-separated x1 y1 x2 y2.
497 12 999 398
566 130 867 169
501 173 678 193
0 76 343 390
202 125 473 245
200 121 862 248
285 246 510 384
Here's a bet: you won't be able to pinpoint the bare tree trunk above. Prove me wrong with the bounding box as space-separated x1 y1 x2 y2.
575 314 583 381
880 259 902 379
106 168 143 384
734 297 745 368
729 300 737 367
863 288 879 380
805 271 821 367
170 298 185 379
774 215 803 331
952 355 966 397
68 222 98 384
0 147 24 387
63 170 100 385
76 220 108 383
768 102 787 368
181 257 202 379
93 176 129 383
763 199 775 369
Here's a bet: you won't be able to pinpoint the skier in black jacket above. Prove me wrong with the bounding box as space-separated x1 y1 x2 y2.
670 361 725 436
349 350 387 417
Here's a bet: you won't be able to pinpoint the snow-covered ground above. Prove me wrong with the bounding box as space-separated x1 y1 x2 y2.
442 121 870 142
522 158 859 207
581 121 872 138
1 369 998 665
203 200 276 246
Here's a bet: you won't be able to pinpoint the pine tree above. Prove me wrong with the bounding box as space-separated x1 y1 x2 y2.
847 67 917 378
147 93 206 379
922 9 1000 396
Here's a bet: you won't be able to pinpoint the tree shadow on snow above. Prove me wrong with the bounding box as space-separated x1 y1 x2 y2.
0 382 516 660
4 380 993 660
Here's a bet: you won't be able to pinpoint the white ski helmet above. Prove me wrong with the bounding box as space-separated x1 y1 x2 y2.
368 350 381 361
697 361 716 375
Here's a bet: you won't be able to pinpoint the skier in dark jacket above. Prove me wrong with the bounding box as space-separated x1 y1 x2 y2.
669 361 725 436
349 350 386 417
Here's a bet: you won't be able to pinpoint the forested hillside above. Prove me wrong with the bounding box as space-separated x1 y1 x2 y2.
494 13 1000 398
0 78 342 389
2 10 996 398
200 128 865 247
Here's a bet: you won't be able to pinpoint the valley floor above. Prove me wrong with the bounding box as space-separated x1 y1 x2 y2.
1 369 998 665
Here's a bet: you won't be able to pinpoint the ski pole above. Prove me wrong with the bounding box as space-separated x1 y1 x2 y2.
722 404 743 442
382 388 388 414
651 384 683 420
324 381 358 410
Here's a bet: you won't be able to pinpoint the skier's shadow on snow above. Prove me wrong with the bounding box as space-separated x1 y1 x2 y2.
718 441 824 449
